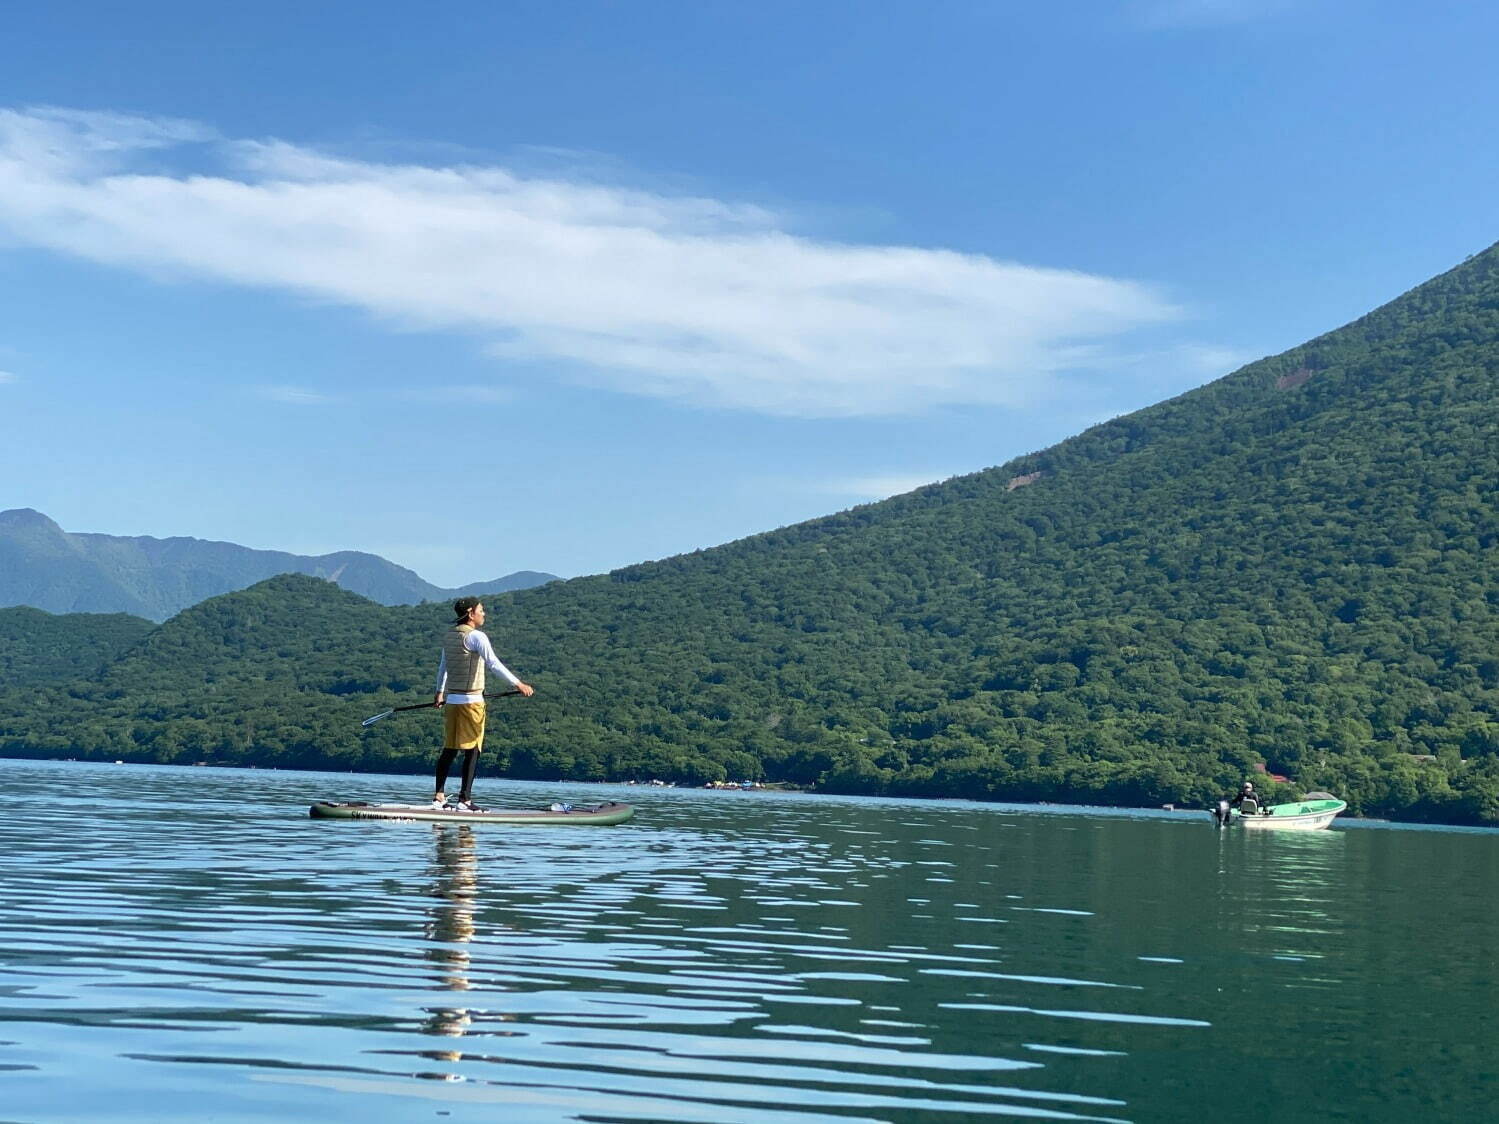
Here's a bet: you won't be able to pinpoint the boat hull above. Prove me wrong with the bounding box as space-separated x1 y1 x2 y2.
309 800 635 826
1236 809 1341 830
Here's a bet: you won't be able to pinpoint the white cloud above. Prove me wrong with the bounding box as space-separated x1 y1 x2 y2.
1088 340 1255 401
0 370 16 384
258 385 336 405
1174 343 1256 375
818 472 956 501
0 106 1182 418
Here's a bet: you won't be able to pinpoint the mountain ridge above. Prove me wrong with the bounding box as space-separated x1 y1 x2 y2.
0 508 557 620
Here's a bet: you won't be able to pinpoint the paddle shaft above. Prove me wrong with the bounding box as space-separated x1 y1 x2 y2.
361 689 523 726
398 689 523 713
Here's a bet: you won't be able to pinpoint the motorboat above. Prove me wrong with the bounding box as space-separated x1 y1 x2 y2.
1210 795 1345 831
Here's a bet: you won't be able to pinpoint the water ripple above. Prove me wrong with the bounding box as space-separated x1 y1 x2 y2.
16 760 1496 1121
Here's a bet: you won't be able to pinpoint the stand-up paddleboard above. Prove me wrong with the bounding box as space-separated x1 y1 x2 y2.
309 800 635 826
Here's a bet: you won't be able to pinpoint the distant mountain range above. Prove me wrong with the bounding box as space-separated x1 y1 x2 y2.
0 508 556 620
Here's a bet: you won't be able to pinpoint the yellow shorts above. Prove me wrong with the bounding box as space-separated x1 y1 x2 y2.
442 702 486 751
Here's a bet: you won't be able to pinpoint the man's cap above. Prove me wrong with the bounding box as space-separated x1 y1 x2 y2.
453 596 482 622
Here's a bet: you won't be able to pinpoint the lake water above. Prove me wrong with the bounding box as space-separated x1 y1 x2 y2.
3 758 1497 1122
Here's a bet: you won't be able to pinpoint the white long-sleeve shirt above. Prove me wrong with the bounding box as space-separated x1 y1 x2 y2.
436 628 521 703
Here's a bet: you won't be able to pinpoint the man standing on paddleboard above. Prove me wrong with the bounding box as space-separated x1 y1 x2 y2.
433 597 534 809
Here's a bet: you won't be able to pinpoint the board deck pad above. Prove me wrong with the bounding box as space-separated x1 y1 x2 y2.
309 800 635 826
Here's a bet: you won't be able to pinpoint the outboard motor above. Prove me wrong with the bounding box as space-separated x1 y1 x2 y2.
1212 799 1233 827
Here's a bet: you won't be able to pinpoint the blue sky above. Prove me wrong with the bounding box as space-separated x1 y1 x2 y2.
1 1 1496 585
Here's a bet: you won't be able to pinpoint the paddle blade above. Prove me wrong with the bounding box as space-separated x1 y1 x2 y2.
360 709 394 727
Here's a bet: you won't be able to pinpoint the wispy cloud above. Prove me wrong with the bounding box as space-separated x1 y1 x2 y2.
0 105 1183 418
1174 342 1256 376
400 383 513 405
816 472 956 500
258 385 336 405
0 370 17 384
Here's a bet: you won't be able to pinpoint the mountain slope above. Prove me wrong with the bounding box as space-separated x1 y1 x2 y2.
2 242 1497 822
0 606 154 688
0 508 556 619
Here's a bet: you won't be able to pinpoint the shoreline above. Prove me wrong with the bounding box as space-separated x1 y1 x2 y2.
6 754 1495 832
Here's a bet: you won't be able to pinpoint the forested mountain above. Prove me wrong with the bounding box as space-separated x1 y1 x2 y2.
0 507 556 619
0 606 153 688
2 243 1497 823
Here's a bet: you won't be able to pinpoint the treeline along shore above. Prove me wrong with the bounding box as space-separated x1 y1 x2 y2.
4 243 1499 824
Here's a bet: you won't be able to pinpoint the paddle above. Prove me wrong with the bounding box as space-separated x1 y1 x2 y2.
360 689 523 727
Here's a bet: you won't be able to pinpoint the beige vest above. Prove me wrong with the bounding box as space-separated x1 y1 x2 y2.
443 624 484 694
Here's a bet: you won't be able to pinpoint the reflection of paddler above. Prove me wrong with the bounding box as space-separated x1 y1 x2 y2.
422 824 477 1049
425 824 478 966
419 825 516 1057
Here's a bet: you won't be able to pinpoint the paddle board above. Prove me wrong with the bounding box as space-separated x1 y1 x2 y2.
309 800 635 826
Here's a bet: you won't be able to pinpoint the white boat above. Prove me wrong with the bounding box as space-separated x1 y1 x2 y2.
1211 797 1346 831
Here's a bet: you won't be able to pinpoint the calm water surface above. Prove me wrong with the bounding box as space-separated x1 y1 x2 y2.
3 759 1497 1122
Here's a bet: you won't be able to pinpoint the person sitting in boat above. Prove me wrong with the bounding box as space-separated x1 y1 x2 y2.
1229 781 1265 815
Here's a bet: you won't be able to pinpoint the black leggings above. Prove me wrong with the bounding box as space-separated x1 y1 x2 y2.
435 748 479 801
